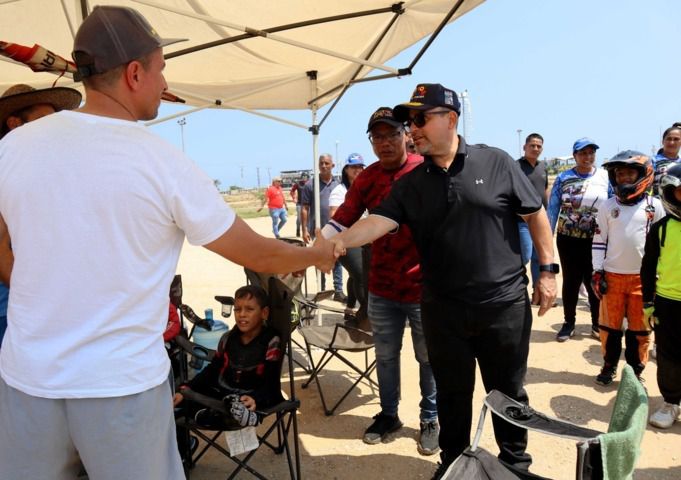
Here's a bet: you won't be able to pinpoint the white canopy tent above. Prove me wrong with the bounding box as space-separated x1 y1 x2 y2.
0 0 484 270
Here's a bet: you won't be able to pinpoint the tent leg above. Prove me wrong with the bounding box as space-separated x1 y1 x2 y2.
471 404 488 452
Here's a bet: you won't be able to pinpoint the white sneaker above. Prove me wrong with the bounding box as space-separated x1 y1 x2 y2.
649 402 680 429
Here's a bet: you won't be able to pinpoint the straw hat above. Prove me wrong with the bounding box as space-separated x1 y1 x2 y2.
0 84 82 138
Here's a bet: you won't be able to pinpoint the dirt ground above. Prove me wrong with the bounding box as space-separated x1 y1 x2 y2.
176 215 681 480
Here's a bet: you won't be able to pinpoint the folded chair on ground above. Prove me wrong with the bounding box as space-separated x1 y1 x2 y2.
443 365 648 480
175 277 302 480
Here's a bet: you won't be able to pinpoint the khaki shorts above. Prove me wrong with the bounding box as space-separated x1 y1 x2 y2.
0 377 184 480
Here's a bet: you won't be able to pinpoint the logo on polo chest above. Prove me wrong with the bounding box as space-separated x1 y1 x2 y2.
475 178 484 185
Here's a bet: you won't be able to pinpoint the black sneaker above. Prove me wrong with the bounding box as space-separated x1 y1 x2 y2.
333 291 348 303
363 413 403 444
595 365 616 386
556 322 575 342
417 421 440 455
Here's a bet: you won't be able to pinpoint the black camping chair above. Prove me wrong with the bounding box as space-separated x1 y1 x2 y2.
243 265 317 375
244 265 376 416
175 277 302 480
442 365 648 480
298 320 376 416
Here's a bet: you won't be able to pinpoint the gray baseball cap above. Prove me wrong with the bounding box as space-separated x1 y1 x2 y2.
72 5 186 80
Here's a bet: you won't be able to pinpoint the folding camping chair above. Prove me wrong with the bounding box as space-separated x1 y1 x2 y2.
442 365 648 480
176 277 302 480
244 264 376 416
298 315 377 416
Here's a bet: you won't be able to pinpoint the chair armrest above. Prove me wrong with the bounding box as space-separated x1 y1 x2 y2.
180 388 229 414
173 334 216 363
484 390 603 441
257 399 301 416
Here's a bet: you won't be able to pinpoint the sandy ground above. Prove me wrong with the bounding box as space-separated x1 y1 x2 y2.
176 215 681 480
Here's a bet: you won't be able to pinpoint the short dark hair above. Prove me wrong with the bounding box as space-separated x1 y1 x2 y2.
82 51 154 91
234 285 269 309
525 133 544 145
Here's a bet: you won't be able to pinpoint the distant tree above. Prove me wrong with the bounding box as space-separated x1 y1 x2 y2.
213 179 222 191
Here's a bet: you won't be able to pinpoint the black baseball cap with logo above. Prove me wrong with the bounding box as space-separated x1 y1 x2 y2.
72 5 186 80
366 107 403 133
393 83 461 122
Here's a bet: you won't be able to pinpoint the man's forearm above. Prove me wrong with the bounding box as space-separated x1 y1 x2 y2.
0 214 11 285
336 215 396 249
204 216 334 274
523 207 554 264
0 247 12 285
301 206 310 234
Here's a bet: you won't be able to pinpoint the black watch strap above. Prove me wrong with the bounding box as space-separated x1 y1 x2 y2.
539 263 560 274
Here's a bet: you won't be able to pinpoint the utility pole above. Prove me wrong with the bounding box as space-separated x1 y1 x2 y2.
459 90 470 141
256 167 261 189
517 129 523 158
177 117 186 153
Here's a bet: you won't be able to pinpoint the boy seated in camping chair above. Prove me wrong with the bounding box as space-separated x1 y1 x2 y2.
174 285 284 449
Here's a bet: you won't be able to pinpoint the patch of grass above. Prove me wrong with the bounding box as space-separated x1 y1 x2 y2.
235 206 269 219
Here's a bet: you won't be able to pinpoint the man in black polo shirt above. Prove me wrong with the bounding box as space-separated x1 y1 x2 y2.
517 133 549 304
330 84 557 479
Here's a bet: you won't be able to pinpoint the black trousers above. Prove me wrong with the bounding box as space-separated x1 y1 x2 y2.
655 295 681 404
556 234 600 326
421 292 533 468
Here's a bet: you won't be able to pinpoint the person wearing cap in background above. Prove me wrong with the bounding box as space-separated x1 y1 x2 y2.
322 107 440 456
258 176 289 238
547 138 612 343
301 154 347 303
290 171 309 237
0 6 335 479
329 84 557 478
0 83 82 348
328 153 367 323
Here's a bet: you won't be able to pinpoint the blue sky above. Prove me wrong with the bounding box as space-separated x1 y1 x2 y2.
149 1 680 189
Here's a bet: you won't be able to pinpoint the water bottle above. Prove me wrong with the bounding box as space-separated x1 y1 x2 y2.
190 313 229 374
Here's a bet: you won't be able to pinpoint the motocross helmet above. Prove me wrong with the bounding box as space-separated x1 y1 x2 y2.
660 162 681 220
602 150 653 204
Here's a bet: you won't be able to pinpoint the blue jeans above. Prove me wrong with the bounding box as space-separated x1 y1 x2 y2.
268 208 287 238
320 261 343 293
0 315 5 347
518 221 539 288
367 292 437 422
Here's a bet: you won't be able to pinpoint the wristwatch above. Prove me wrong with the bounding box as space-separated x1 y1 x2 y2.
539 263 560 274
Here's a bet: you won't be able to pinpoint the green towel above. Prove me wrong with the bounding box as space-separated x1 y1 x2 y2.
598 365 649 480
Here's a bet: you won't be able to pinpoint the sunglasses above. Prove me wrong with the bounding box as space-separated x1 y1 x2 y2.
404 110 451 128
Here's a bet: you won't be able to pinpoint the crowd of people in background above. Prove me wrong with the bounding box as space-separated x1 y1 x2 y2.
0 5 679 480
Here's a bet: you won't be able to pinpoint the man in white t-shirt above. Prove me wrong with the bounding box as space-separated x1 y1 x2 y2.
0 6 334 479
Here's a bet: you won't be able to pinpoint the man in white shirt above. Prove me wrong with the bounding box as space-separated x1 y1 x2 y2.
0 6 334 479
